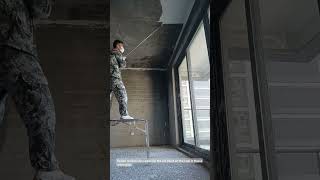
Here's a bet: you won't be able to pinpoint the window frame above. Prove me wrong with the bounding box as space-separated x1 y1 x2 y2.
186 20 211 150
244 0 320 180
177 56 196 146
208 0 281 179
174 17 211 159
174 0 320 179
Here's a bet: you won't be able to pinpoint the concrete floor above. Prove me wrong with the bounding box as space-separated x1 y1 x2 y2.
110 146 210 180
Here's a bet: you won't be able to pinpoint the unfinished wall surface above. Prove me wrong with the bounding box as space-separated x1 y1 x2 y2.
110 0 189 68
110 70 169 147
109 0 196 147
0 25 108 180
167 69 180 146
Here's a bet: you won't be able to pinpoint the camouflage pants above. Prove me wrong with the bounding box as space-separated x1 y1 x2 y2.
0 47 59 171
110 77 128 116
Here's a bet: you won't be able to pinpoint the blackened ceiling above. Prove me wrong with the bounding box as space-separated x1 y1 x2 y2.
111 0 194 68
49 0 108 21
35 0 195 68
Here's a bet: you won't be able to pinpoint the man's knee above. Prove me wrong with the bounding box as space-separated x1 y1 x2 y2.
112 79 126 91
18 54 49 86
3 48 49 87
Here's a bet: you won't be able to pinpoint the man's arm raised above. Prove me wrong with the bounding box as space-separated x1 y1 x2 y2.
114 52 127 68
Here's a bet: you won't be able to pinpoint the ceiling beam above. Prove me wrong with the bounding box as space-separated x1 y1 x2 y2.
34 19 109 29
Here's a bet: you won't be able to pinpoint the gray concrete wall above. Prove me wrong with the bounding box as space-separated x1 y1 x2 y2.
0 25 108 179
110 0 183 69
110 70 170 147
167 69 180 146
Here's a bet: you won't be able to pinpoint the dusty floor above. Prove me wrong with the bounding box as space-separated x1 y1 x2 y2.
110 146 210 180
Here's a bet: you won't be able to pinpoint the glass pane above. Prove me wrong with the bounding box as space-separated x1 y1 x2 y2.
178 57 195 145
259 0 320 179
277 153 320 180
234 153 263 180
220 0 262 179
188 22 210 150
208 6 210 22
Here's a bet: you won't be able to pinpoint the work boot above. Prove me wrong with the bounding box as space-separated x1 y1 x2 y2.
120 115 135 135
120 115 134 119
34 170 75 180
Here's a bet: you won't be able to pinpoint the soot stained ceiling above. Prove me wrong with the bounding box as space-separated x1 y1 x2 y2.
111 0 189 68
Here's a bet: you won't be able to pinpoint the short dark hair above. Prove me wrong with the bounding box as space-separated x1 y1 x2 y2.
113 40 124 48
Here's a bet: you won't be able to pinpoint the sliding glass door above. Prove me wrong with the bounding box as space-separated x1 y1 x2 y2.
177 21 210 151
187 22 210 150
178 57 195 145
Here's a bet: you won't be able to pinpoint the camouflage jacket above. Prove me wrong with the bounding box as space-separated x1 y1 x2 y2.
110 49 126 79
0 0 53 55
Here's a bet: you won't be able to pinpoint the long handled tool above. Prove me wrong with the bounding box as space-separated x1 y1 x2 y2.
125 23 163 57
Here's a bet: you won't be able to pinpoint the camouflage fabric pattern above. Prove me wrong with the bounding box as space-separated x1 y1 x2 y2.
0 47 59 171
0 0 53 56
0 0 58 171
110 49 126 79
110 49 129 116
110 77 129 116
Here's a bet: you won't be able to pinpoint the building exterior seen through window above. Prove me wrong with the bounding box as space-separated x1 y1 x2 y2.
178 22 210 150
178 57 195 145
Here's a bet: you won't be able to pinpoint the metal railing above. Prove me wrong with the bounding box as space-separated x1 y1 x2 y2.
110 119 150 158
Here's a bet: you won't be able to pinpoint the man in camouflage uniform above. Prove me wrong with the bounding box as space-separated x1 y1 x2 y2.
0 0 74 179
110 40 134 120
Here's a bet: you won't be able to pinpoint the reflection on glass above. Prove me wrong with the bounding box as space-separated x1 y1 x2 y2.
220 0 262 179
259 0 320 179
276 153 319 179
235 153 263 180
208 6 210 22
178 57 195 145
188 22 210 150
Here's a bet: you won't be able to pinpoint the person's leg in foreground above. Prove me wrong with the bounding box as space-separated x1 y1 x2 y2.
0 47 75 180
0 0 74 179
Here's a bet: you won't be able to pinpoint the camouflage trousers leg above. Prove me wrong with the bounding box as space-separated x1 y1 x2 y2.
110 78 129 116
0 47 59 171
0 88 7 126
